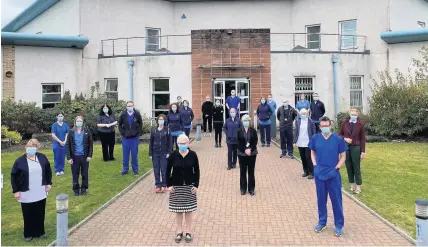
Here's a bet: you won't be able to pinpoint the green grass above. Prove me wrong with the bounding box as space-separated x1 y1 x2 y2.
1 144 151 246
295 142 428 238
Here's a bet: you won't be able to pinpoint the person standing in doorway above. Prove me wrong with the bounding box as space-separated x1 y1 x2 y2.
180 100 194 137
310 116 347 237
310 93 326 133
201 96 214 137
267 94 278 139
256 97 273 147
149 114 173 193
51 112 69 176
277 99 297 158
168 103 184 150
338 108 366 194
293 108 316 179
97 104 117 162
223 108 242 170
213 100 224 147
66 116 94 196
176 96 183 108
118 101 143 176
226 90 241 117
296 93 311 118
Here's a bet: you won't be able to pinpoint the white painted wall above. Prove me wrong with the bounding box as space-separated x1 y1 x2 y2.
389 0 428 30
18 0 80 35
14 46 82 106
388 41 428 73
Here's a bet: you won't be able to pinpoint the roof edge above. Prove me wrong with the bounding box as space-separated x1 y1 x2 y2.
2 0 60 32
380 29 428 44
1 32 89 48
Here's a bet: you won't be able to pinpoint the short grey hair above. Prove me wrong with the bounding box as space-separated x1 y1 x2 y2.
177 134 189 144
241 114 251 122
299 108 308 114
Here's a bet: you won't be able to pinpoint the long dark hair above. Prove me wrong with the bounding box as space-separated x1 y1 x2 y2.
99 104 113 115
169 103 179 113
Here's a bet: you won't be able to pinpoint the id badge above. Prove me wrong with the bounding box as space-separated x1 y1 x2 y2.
284 118 288 121
246 143 250 148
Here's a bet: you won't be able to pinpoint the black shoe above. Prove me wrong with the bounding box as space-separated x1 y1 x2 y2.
40 234 47 239
261 144 265 147
121 172 128 176
103 158 109 162
232 164 237 168
289 155 295 159
24 237 33 242
109 157 115 161
219 144 222 147
302 173 309 177
175 232 183 243
308 174 314 179
215 143 218 148
227 167 232 170
249 191 255 196
241 191 246 195
81 190 88 196
74 191 80 196
280 153 286 158
133 172 139 176
185 233 193 243
266 144 270 147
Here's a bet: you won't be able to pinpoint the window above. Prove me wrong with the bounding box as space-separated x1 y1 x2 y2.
294 77 314 105
146 28 161 52
151 78 170 117
350 76 363 109
418 21 426 28
339 20 357 49
105 78 118 100
41 84 63 109
306 25 321 50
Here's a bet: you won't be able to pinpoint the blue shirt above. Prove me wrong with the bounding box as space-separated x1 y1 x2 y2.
74 131 84 156
127 113 134 127
267 100 277 113
309 133 348 181
51 122 70 148
226 96 241 110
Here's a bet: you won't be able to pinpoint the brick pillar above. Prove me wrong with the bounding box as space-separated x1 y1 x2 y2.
2 46 16 100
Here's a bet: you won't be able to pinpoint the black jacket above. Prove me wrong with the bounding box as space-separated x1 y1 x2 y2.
166 149 200 188
149 127 173 156
277 105 297 129
66 128 94 159
202 101 214 117
213 105 224 123
11 153 53 193
237 127 258 155
118 110 143 138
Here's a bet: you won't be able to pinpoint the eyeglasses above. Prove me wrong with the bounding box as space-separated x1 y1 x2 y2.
178 142 188 145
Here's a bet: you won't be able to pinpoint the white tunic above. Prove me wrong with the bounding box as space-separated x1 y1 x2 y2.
296 119 310 148
19 158 47 203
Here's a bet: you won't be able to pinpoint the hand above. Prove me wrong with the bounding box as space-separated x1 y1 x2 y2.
360 152 366 160
45 185 51 192
344 138 352 144
149 156 152 159
68 159 73 165
168 186 175 193
335 164 342 170
245 148 251 156
191 186 198 194
293 143 296 147
166 154 170 158
14 192 21 200
86 157 92 162
60 141 66 146
205 114 208 117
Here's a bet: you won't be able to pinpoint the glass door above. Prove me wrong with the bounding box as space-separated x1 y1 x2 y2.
213 80 226 121
236 79 250 118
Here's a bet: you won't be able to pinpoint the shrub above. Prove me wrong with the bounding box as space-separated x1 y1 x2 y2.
1 126 22 144
1 99 41 135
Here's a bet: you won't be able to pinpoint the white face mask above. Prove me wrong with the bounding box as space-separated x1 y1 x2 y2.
216 102 220 106
231 91 236 96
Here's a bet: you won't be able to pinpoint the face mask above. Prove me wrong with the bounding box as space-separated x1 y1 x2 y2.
314 97 319 101
243 121 250 127
184 103 188 107
206 98 210 102
230 113 236 117
26 147 37 155
177 99 182 103
127 107 134 112
216 102 220 106
261 100 266 104
300 97 305 100
103 108 109 113
350 116 358 122
301 115 307 120
178 144 188 152
283 103 288 107
268 98 272 101
321 127 331 134
158 120 165 126
75 121 83 127
172 107 177 112
57 117 64 122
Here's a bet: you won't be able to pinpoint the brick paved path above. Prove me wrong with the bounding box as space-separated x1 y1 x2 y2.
68 135 411 246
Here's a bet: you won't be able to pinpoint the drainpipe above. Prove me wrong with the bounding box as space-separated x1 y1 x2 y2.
127 60 134 101
331 55 339 119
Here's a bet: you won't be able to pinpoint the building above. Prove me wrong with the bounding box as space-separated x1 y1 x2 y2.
2 0 428 122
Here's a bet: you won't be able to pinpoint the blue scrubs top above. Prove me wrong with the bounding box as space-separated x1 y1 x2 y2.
309 133 348 181
51 122 70 148
226 96 241 110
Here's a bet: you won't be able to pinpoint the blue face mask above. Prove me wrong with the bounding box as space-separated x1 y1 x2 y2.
350 116 358 122
75 121 83 127
158 120 165 126
172 108 177 113
261 100 266 104
127 107 134 113
26 147 37 155
283 103 288 107
178 144 188 152
301 115 307 120
243 121 250 127
321 127 331 134
230 113 236 118
103 108 109 113
57 117 64 122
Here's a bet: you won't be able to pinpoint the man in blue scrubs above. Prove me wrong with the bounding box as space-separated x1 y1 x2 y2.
309 116 347 237
226 90 241 117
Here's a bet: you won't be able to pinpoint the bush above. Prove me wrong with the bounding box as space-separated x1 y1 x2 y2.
1 99 41 135
1 126 22 144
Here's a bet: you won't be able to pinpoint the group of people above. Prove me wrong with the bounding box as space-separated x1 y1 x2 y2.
10 91 367 242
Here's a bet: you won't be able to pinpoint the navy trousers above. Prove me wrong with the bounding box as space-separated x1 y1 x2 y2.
152 154 167 188
280 128 294 155
259 124 271 144
315 171 344 229
53 145 66 173
122 137 139 173
184 128 191 137
227 143 238 168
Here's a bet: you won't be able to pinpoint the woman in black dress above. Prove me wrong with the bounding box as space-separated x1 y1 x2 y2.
237 114 258 196
213 99 224 147
97 104 117 161
166 134 200 243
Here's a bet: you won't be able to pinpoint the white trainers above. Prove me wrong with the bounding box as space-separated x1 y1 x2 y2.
60 171 64 175
56 172 60 176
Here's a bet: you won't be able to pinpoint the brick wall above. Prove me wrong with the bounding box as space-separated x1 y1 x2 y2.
2 46 16 100
191 29 271 121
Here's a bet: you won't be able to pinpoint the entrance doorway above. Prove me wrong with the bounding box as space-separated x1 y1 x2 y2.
213 78 250 121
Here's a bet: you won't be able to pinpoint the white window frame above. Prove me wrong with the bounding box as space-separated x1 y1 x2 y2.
294 77 315 105
41 83 64 109
145 27 161 53
417 21 426 28
104 78 118 100
306 24 321 50
339 20 357 50
350 76 364 110
150 77 170 118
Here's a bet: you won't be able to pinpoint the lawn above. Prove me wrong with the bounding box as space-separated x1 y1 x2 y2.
295 142 428 238
1 144 151 246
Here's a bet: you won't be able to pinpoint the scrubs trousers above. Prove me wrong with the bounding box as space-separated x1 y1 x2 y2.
152 154 167 188
122 136 139 173
259 124 271 145
53 145 66 173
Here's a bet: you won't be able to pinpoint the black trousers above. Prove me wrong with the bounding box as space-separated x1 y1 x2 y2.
239 155 257 193
227 144 238 167
280 128 294 154
21 198 46 238
214 122 223 144
298 147 314 175
203 115 213 132
99 131 115 161
72 155 89 192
